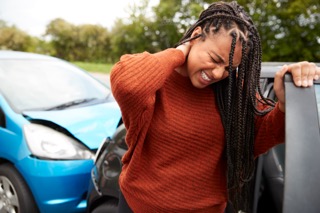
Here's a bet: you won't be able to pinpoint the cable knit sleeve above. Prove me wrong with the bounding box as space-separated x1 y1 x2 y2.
254 102 285 157
110 48 185 162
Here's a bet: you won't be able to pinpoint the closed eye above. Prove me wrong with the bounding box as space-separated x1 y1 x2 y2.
208 52 221 64
208 52 238 71
210 51 225 65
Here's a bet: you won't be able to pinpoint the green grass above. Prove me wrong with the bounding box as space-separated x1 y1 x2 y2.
72 61 113 74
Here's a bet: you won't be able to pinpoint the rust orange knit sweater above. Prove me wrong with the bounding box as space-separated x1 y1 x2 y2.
110 48 285 213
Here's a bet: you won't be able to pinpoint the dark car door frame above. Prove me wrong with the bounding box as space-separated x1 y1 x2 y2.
282 74 320 213
0 107 5 127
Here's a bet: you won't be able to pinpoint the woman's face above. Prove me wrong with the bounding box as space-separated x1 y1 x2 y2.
181 27 243 89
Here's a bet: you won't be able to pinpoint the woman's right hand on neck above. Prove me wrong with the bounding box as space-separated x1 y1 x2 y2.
176 42 191 58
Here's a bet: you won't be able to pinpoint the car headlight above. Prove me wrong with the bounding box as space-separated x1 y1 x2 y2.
23 123 94 160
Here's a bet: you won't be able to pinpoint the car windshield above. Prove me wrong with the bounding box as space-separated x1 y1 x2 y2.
0 58 111 112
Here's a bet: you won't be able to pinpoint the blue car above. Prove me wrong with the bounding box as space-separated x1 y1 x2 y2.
0 50 122 213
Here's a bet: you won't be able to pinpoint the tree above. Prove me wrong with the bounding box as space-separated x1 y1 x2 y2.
109 0 158 61
146 0 207 50
149 0 320 62
151 0 182 49
72 24 111 62
2 0 319 62
45 18 78 60
45 18 111 62
0 20 37 52
236 0 320 61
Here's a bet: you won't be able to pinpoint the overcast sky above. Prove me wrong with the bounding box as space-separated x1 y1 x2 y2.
0 0 158 37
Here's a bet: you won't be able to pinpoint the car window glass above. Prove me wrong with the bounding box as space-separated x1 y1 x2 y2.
0 59 110 112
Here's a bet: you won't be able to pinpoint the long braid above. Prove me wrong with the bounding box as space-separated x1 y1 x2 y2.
175 1 275 212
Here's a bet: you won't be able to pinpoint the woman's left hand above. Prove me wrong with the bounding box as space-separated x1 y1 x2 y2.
273 61 320 112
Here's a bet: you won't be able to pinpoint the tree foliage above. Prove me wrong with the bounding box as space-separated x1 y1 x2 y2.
0 21 37 52
110 0 158 60
236 0 320 61
45 18 111 62
0 0 319 62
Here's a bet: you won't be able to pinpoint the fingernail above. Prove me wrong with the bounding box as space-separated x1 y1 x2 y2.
309 80 313 86
303 80 308 87
315 75 319 80
282 64 287 71
297 80 302 86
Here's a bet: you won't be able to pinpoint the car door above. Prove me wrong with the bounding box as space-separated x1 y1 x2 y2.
253 73 320 213
282 74 320 213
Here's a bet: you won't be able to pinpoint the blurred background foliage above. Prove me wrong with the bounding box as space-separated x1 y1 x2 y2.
0 0 319 64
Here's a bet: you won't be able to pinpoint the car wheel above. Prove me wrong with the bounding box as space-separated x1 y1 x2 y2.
0 163 39 213
91 199 118 213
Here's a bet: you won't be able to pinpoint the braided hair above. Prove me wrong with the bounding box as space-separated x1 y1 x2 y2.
175 1 275 212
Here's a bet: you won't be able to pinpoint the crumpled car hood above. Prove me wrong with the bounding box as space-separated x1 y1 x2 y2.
23 102 121 150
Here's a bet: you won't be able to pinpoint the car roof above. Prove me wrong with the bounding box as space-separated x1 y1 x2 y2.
261 62 320 79
261 62 290 78
0 50 59 61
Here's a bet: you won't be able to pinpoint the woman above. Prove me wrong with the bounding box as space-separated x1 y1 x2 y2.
110 1 320 212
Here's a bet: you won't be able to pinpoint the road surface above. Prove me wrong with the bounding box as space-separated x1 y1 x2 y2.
91 72 110 86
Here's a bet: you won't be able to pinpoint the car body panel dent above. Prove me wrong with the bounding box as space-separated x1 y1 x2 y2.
23 102 121 149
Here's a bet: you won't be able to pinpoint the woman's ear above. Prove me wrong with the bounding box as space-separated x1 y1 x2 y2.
190 26 203 44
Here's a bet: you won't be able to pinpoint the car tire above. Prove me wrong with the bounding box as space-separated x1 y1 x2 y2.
91 199 118 213
0 163 39 213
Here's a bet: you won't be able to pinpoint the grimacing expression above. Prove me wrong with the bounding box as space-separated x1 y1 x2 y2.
185 26 243 89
